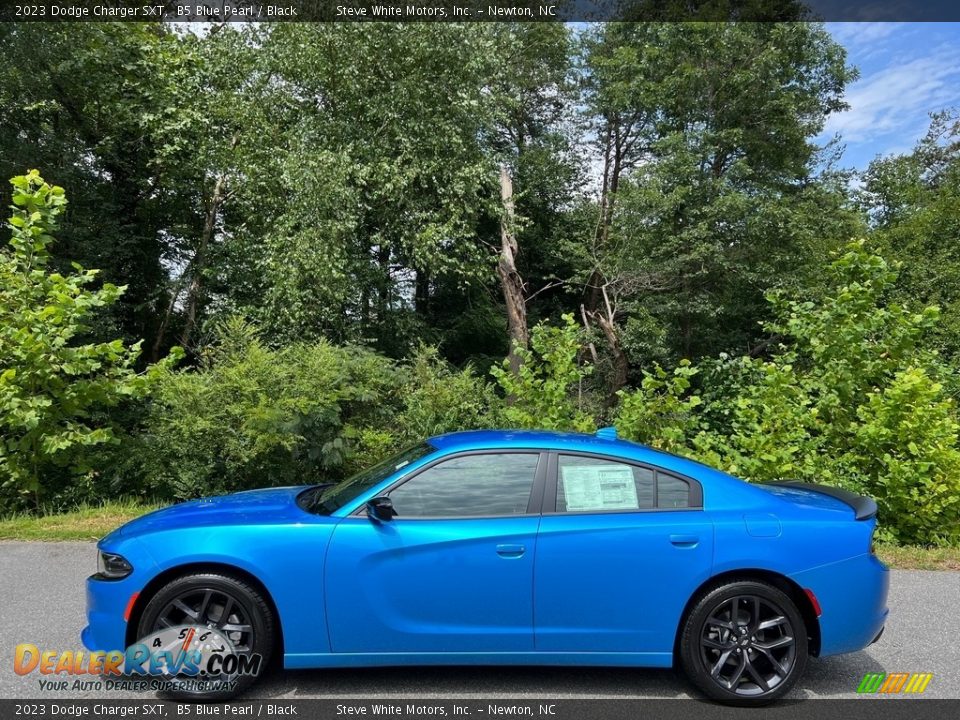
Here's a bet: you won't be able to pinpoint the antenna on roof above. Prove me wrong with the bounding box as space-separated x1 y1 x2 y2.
595 426 618 440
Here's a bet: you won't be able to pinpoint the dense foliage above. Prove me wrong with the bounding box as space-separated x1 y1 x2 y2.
134 318 392 498
615 244 960 545
1 23 959 545
0 172 177 508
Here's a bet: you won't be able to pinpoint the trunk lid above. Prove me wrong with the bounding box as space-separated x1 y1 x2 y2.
760 480 878 520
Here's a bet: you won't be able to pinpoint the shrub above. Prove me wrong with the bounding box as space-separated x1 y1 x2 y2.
138 318 398 499
849 367 960 544
345 346 498 472
0 172 174 510
393 347 496 440
616 242 960 545
491 313 596 433
614 360 703 456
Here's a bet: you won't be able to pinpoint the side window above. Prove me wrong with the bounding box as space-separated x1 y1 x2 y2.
555 455 697 512
388 453 539 518
557 455 654 512
658 472 691 509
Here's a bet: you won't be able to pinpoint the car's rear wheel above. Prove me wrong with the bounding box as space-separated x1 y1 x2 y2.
136 573 275 700
679 580 807 705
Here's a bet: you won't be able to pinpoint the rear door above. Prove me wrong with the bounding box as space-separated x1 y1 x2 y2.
534 452 714 654
325 451 546 653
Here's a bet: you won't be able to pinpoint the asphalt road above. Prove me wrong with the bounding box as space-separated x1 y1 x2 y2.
1 541 958 701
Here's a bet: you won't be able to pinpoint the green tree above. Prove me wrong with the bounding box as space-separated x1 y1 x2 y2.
219 24 499 356
0 171 173 508
481 24 581 374
580 22 859 394
0 24 201 354
861 110 960 363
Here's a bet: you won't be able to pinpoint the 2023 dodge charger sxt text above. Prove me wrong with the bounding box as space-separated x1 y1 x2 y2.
83 428 889 705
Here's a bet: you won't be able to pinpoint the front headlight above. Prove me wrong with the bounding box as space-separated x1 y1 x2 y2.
97 550 132 579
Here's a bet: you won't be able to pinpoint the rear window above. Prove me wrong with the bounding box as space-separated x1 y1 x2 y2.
556 455 695 512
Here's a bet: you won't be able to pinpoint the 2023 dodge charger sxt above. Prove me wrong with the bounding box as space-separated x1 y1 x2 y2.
83 428 888 704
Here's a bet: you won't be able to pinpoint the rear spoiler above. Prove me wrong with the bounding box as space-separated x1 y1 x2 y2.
767 480 878 521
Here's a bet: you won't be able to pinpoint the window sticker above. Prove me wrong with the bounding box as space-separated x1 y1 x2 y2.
560 464 638 511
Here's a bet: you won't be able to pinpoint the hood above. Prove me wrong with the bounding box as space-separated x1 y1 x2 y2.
115 485 313 537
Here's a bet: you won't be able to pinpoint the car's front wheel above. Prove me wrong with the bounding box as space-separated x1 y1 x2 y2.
136 572 276 700
679 580 808 705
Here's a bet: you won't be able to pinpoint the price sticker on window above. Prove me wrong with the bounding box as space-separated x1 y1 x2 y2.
561 465 638 511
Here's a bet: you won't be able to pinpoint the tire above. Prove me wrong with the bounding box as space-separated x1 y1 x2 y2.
678 580 808 705
135 572 276 700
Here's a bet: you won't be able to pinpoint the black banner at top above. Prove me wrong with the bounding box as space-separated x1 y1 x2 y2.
2 0 960 22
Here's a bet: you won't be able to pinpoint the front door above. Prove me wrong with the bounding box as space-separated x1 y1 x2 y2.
325 451 544 654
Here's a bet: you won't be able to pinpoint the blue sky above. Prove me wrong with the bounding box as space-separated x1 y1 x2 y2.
823 23 960 170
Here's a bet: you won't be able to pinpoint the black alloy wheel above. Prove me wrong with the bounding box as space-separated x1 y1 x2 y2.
154 587 255 652
679 580 808 705
137 573 276 700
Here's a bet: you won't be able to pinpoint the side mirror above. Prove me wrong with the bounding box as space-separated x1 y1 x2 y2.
366 496 396 521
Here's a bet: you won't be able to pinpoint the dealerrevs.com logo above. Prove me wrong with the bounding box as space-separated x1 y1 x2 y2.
857 672 934 695
15 625 262 693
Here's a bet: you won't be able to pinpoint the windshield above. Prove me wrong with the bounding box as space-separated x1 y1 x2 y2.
301 443 434 515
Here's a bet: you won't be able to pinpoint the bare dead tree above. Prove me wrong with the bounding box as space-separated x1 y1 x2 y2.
497 164 529 378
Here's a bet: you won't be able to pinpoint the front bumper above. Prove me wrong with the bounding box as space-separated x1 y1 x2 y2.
791 552 889 657
82 573 138 652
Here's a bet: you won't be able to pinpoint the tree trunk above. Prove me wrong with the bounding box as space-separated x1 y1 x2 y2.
415 268 430 317
585 285 629 407
584 121 624 315
150 276 185 362
377 243 391 323
496 164 528 377
596 311 629 402
180 172 227 349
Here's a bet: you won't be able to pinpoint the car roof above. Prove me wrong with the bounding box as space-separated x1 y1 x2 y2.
428 427 729 478
427 428 639 453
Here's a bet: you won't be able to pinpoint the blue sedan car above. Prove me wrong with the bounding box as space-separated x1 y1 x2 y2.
83 428 889 704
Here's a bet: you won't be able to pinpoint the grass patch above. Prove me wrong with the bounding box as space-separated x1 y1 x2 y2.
0 499 163 541
875 543 960 571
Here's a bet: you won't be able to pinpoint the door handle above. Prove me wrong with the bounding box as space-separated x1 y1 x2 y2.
496 544 526 558
669 534 699 548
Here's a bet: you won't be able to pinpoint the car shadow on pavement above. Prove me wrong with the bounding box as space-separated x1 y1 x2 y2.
249 666 692 699
242 651 887 700
799 652 889 697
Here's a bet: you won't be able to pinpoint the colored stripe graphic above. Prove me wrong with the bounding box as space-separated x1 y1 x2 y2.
880 673 909 693
857 673 885 693
857 672 932 694
904 674 933 694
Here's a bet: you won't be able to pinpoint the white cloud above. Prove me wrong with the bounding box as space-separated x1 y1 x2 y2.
823 43 960 144
828 22 905 47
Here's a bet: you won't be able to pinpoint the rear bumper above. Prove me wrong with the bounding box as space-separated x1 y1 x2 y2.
871 625 885 645
790 553 889 657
